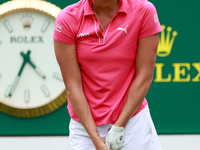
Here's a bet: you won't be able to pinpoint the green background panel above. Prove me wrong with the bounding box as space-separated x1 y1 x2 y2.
0 0 200 135
0 103 70 135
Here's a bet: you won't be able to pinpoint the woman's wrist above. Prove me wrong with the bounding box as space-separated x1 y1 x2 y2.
91 135 105 149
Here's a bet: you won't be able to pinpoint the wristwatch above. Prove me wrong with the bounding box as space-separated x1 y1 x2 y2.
0 0 67 118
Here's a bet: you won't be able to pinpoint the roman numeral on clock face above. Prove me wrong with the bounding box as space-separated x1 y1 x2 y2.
53 72 63 81
24 89 30 103
41 19 50 32
4 20 13 33
41 84 50 97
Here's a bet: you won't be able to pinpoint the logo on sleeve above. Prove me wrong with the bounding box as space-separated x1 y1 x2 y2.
55 23 63 32
153 14 159 23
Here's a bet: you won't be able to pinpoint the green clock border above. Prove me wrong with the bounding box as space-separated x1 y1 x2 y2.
0 0 67 118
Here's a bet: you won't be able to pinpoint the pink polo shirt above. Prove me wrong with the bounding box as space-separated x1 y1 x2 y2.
53 0 162 125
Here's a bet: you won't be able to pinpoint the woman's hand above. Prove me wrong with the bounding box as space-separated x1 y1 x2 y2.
96 143 109 150
93 137 109 150
105 126 125 150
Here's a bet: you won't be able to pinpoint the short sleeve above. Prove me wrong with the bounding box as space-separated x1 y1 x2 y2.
139 2 163 39
53 8 76 45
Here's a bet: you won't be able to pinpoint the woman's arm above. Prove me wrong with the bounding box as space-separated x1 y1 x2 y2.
54 40 107 150
114 33 159 128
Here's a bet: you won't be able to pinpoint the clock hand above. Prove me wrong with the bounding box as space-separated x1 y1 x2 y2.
21 50 46 79
8 50 46 97
8 52 28 97
28 60 46 79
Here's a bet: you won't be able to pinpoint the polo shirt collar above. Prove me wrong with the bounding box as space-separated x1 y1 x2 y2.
118 0 128 14
84 0 128 16
83 0 94 16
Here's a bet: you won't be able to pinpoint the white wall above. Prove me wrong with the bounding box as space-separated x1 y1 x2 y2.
0 135 200 150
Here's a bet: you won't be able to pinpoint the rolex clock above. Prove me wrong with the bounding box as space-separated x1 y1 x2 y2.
0 0 67 118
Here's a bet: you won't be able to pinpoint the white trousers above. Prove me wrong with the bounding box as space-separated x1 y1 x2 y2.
69 105 162 150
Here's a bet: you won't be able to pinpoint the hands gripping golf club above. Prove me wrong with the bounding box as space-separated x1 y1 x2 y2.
106 125 125 150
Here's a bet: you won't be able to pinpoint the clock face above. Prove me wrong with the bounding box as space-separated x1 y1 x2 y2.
0 11 65 109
